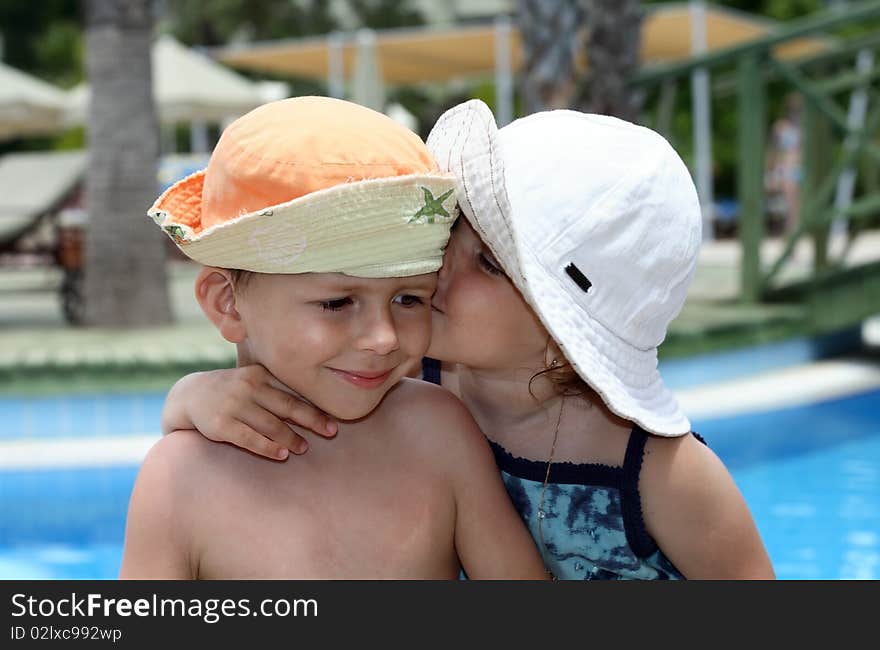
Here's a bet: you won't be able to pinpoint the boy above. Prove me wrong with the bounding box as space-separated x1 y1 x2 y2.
119 97 547 579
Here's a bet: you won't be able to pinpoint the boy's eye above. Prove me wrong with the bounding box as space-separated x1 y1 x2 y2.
478 252 504 276
320 297 353 311
393 294 425 308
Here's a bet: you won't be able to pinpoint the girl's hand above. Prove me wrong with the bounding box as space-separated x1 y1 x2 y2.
161 365 338 460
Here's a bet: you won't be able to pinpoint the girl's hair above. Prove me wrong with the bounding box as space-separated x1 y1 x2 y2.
529 362 596 400
529 338 596 400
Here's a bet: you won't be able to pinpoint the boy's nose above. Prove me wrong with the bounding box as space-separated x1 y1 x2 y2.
356 306 400 355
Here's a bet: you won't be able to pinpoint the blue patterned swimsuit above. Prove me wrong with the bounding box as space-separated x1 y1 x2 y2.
422 357 692 580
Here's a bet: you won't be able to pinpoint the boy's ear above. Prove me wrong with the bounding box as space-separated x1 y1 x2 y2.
195 267 247 344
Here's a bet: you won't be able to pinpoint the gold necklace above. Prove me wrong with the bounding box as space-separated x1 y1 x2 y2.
537 395 565 580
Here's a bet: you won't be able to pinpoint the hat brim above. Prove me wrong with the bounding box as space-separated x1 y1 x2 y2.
427 100 690 436
149 170 459 278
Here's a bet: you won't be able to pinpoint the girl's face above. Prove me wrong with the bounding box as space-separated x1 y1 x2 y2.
428 219 549 371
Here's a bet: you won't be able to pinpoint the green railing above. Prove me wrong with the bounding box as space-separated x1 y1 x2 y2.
633 0 880 306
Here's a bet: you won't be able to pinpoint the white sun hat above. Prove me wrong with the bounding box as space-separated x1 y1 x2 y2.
426 99 702 436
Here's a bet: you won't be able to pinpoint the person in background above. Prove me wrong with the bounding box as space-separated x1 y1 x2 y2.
766 93 804 235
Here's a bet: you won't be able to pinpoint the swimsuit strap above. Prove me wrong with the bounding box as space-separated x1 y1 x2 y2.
421 356 442 385
620 427 709 558
620 426 658 558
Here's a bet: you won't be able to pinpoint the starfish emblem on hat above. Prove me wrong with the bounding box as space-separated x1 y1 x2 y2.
409 187 454 224
164 225 190 245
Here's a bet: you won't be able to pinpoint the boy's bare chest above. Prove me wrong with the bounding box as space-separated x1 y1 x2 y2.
193 450 459 579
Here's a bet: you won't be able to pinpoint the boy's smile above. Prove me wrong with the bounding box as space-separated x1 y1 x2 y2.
327 367 396 389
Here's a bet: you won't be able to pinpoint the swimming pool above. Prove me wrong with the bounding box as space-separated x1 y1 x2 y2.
0 387 877 579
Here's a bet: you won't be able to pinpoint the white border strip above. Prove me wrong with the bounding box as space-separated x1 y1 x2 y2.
0 434 159 471
675 358 880 420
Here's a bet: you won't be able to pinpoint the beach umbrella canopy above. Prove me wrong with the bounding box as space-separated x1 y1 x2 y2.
67 34 268 126
0 150 87 245
0 62 68 141
214 3 829 84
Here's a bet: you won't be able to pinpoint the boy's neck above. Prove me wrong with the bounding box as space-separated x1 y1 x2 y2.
234 353 323 418
236 347 254 367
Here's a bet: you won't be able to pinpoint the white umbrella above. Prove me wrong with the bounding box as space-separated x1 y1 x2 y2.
385 102 418 132
0 62 68 141
66 34 266 126
0 150 87 245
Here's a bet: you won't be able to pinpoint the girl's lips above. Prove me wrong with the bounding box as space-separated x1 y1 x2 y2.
329 368 394 389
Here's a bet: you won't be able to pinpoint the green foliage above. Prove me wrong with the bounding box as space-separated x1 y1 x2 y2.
53 127 87 151
761 0 823 21
0 0 82 86
161 1 424 95
32 20 85 88
162 0 336 46
347 0 423 29
163 0 422 47
643 0 823 21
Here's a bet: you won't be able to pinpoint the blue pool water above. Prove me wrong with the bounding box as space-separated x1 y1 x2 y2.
0 393 167 440
0 388 878 579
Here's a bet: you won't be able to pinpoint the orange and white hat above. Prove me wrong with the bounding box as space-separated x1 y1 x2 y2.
149 96 458 278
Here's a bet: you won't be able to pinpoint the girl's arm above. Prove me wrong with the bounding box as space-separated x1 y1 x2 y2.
641 433 776 579
453 442 550 580
161 365 338 460
426 391 548 580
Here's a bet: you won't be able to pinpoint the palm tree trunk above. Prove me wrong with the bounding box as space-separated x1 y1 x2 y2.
83 0 171 326
583 0 643 121
516 0 586 114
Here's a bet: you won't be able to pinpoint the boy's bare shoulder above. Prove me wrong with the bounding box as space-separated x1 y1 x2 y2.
376 377 489 453
140 430 249 491
145 429 214 468
382 375 461 403
137 431 208 491
380 377 475 426
135 430 271 530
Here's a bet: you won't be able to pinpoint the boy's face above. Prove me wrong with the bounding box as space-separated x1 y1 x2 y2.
234 271 437 420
